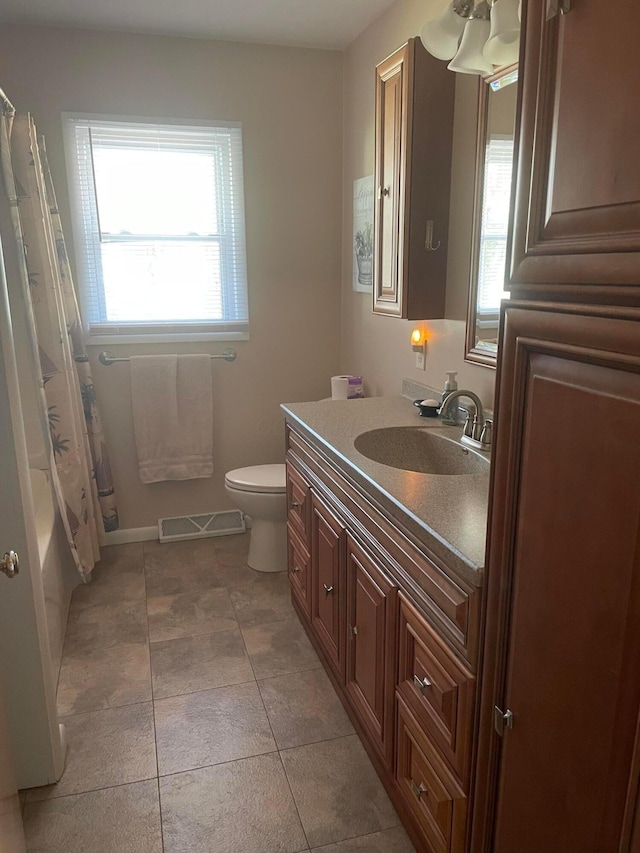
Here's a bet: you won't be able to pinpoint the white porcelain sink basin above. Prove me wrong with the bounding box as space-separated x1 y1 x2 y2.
354 427 490 476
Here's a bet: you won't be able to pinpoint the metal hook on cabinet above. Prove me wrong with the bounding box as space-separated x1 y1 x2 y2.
425 220 441 252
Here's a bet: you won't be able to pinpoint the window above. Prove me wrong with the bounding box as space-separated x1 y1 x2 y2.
63 115 249 342
477 135 514 317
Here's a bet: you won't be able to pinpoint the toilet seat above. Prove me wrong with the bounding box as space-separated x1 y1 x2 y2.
225 464 286 494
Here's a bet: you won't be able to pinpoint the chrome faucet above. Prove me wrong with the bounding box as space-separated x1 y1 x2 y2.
439 390 492 451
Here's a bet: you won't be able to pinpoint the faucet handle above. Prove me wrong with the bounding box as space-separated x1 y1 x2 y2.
463 412 474 438
479 419 493 447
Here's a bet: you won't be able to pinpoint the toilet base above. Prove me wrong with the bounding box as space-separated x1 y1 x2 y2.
247 518 287 573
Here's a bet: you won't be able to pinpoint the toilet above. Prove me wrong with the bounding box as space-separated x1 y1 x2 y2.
224 464 287 573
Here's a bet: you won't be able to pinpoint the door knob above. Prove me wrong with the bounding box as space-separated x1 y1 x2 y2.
323 584 334 597
1 550 19 578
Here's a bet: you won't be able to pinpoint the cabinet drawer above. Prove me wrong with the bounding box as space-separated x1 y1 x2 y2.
286 462 311 542
397 595 474 785
287 522 311 618
396 697 467 853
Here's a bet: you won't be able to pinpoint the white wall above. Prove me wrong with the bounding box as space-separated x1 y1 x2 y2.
0 25 344 530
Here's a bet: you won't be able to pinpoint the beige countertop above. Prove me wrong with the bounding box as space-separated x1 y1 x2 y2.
281 396 490 587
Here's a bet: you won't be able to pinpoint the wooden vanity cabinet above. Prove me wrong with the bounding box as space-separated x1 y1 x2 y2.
509 0 640 300
285 424 480 851
373 38 454 319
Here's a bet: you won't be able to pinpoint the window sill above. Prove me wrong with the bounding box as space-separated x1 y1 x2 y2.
85 331 250 346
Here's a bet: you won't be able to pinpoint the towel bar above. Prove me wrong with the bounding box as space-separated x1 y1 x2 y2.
98 348 237 366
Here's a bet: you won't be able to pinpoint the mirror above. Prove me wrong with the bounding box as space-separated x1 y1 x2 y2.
466 64 518 366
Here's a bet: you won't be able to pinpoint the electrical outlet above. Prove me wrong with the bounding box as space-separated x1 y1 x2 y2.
415 350 426 371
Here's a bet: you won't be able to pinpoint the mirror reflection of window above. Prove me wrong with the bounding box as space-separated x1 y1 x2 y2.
477 136 513 336
466 65 518 364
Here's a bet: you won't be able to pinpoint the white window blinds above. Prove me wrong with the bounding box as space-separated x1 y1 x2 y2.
477 136 514 315
63 116 249 339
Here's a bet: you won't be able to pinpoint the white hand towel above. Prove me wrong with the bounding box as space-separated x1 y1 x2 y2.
130 354 213 483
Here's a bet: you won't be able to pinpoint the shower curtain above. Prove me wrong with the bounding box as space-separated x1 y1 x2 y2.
0 109 118 577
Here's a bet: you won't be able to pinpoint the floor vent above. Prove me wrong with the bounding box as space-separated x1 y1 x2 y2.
158 510 246 543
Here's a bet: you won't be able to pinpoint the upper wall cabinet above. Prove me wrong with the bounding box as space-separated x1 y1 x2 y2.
373 38 455 319
509 0 640 302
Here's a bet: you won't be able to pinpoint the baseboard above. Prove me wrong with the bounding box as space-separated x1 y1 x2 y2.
104 526 158 545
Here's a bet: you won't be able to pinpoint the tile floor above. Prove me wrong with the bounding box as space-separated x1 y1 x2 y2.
22 535 416 853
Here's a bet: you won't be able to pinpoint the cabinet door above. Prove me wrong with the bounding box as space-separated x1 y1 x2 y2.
288 522 311 619
509 0 640 298
373 38 454 319
310 493 346 680
286 462 311 544
472 302 640 852
345 534 397 763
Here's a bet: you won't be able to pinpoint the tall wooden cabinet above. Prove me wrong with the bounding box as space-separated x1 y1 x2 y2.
473 1 640 850
373 38 454 319
509 0 640 297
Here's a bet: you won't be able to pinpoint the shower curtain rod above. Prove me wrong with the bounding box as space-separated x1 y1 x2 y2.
0 87 16 117
98 348 237 366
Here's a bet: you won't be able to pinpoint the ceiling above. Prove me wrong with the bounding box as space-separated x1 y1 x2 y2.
0 0 398 50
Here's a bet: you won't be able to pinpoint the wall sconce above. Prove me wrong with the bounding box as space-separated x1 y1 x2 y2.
411 328 427 370
421 0 525 76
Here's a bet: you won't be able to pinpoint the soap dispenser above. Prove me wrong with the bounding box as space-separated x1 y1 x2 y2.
441 371 458 406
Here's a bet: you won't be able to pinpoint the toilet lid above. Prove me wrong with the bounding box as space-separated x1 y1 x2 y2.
225 464 286 494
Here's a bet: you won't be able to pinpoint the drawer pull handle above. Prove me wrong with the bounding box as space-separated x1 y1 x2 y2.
410 780 428 800
323 584 334 597
414 674 433 692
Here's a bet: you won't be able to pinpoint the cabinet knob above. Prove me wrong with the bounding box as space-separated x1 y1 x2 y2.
380 185 390 197
290 500 301 509
413 674 432 693
292 565 301 574
410 779 428 800
323 584 334 597
349 625 358 639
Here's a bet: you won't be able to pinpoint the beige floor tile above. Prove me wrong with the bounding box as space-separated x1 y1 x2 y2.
259 668 354 749
281 735 399 848
71 544 145 609
57 642 151 715
228 570 295 627
311 827 416 852
63 599 148 656
155 681 276 775
150 628 254 699
160 753 307 853
147 587 237 642
23 780 162 853
242 617 320 680
28 703 156 801
144 539 236 597
212 532 251 567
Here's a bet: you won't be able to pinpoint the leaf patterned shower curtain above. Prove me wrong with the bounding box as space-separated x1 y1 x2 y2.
0 111 118 577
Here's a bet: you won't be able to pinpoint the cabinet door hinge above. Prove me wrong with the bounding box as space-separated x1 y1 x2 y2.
546 0 571 19
494 705 514 737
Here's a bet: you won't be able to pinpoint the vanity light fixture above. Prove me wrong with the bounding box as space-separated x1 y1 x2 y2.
421 0 528 75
